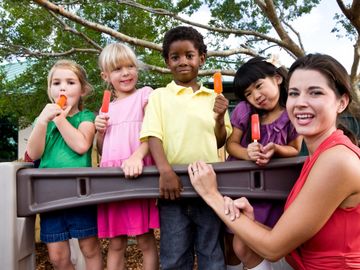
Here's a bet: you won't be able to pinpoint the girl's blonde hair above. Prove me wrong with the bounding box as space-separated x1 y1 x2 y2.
98 43 138 73
47 59 92 104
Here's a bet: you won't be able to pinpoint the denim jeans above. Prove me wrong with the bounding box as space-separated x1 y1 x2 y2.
40 205 98 243
159 198 225 270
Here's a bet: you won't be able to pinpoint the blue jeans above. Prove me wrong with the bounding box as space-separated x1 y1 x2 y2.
40 205 98 243
159 198 225 270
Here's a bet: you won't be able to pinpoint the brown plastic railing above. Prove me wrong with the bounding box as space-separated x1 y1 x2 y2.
16 157 306 217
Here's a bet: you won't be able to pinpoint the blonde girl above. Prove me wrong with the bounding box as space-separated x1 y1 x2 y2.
95 43 159 270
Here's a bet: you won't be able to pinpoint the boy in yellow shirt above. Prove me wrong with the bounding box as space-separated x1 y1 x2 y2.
140 26 232 270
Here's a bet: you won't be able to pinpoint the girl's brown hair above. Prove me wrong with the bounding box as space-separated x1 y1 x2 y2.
47 59 92 110
287 53 360 145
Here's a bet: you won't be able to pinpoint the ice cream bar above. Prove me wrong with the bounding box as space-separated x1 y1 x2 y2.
213 72 223 94
101 90 111 113
251 114 260 142
56 95 67 109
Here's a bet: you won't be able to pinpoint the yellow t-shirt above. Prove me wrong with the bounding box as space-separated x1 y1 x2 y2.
140 81 232 164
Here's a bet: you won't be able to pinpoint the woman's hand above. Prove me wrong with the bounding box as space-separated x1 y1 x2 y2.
224 196 241 221
233 197 255 221
188 161 220 200
224 196 255 221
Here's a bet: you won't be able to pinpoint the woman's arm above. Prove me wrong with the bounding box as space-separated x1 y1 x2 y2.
189 146 359 261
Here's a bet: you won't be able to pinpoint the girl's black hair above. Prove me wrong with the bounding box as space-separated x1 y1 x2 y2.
233 56 288 109
233 57 288 143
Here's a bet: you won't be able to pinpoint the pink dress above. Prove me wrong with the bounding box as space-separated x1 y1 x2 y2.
97 87 159 237
285 130 360 269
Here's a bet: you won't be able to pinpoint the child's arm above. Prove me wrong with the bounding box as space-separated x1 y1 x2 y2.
26 103 63 160
121 141 149 178
213 95 229 148
226 127 257 160
53 110 95 154
94 114 109 155
96 132 105 155
271 136 303 157
256 136 303 166
149 136 183 200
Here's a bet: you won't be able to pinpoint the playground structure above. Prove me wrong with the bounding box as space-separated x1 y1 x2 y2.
0 157 305 269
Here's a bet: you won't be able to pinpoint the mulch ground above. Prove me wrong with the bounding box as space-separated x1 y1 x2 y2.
36 239 146 269
35 230 199 269
36 236 154 270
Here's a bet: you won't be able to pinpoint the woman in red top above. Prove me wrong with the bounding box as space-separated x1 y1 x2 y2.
188 54 360 270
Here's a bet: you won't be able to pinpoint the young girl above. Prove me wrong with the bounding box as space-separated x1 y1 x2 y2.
95 43 159 270
26 60 102 270
225 56 302 268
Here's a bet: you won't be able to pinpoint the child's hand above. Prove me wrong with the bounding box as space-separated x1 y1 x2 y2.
37 103 63 124
247 142 262 161
95 114 109 134
213 95 229 122
159 169 183 200
223 196 255 221
54 105 72 120
121 155 144 179
256 142 276 166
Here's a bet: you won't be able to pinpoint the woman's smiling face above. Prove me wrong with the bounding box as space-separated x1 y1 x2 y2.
286 69 348 141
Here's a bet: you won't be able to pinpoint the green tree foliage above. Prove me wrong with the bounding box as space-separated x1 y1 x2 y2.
0 116 18 161
0 0 359 129
0 0 181 126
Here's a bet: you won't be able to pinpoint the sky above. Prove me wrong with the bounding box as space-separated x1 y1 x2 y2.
188 1 354 72
280 1 353 71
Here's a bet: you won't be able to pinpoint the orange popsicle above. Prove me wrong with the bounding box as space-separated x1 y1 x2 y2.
56 95 67 109
101 90 111 113
213 72 223 94
251 114 260 142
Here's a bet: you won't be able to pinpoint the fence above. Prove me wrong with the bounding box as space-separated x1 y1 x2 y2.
1 157 305 269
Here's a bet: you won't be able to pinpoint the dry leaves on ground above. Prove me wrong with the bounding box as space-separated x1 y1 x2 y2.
36 230 161 270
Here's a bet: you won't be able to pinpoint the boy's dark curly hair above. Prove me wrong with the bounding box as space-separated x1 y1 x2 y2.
162 26 207 59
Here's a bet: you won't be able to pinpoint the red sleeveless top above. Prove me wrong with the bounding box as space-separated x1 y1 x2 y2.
284 130 360 270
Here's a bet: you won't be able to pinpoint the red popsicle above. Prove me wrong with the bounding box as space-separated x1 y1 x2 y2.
56 95 67 109
251 114 260 142
213 72 223 94
101 90 111 113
